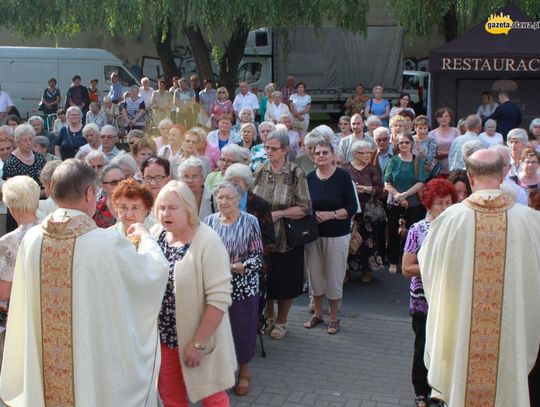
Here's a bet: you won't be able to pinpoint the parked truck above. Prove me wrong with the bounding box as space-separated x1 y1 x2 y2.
237 27 406 118
0 47 140 118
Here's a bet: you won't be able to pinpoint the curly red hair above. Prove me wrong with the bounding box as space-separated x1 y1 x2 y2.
420 178 458 210
111 178 154 211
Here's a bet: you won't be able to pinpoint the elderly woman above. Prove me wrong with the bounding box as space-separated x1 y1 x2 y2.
178 156 212 220
389 115 406 147
55 106 85 159
150 80 174 128
102 95 120 128
479 119 504 147
343 140 384 283
365 85 390 127
33 136 60 162
109 178 155 235
204 144 243 193
0 176 40 362
126 129 145 152
40 77 61 115
28 115 55 154
209 87 234 129
123 85 146 132
36 160 62 220
428 108 460 176
93 164 126 228
265 91 290 124
237 122 259 151
253 128 312 339
232 108 254 134
289 82 311 137
384 133 427 274
304 141 357 334
294 132 321 175
158 124 185 162
142 157 172 201
250 121 276 171
75 123 102 159
2 124 47 190
86 101 107 129
528 118 540 151
111 153 140 180
187 126 219 171
336 115 352 140
207 115 240 150
198 78 217 117
131 138 157 169
85 150 109 177
224 163 276 260
152 181 236 406
507 128 528 178
402 179 457 407
518 148 540 191
365 115 382 139
154 118 174 152
204 181 264 396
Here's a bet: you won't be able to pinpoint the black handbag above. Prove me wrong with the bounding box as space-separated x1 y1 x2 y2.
283 215 319 246
363 192 387 224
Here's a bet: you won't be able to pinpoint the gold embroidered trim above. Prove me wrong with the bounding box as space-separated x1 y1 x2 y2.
464 210 507 406
39 214 96 407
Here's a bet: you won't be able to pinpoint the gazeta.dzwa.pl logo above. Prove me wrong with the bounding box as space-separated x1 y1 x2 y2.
485 13 513 35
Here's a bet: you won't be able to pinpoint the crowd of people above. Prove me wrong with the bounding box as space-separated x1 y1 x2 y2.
0 74 539 407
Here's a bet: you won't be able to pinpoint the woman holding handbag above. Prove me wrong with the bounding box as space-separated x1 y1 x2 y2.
304 140 357 334
252 128 312 340
343 140 384 283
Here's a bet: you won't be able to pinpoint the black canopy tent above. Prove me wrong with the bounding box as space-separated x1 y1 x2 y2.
429 5 540 127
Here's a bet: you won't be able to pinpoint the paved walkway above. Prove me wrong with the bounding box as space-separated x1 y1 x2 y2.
230 304 415 407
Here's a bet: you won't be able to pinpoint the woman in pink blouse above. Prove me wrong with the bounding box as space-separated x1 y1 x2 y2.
427 107 460 177
209 87 233 129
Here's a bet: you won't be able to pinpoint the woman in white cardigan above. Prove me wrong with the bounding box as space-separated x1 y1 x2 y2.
152 180 237 406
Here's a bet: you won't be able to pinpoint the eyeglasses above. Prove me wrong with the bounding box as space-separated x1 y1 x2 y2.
314 151 331 156
102 178 126 186
375 137 390 142
143 175 166 184
264 145 282 152
398 141 411 145
100 135 116 140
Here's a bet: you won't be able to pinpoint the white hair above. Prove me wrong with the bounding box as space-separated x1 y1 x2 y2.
221 143 244 161
110 153 139 178
224 163 254 190
351 140 373 154
2 175 40 213
373 126 390 139
484 119 497 128
28 115 44 126
177 156 209 180
365 115 382 126
83 123 100 138
506 128 529 145
101 124 118 137
308 125 334 143
14 123 36 142
529 118 540 133
462 140 484 160
85 150 109 165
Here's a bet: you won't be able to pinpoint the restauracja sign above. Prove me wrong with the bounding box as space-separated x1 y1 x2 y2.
441 57 540 71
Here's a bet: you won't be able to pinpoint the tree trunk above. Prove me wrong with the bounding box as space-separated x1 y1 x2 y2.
154 22 181 87
218 21 250 98
443 3 458 42
184 26 214 83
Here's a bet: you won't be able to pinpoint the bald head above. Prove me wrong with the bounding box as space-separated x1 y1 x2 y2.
465 149 504 191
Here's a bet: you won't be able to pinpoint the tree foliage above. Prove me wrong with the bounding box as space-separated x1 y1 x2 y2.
389 0 540 41
0 0 370 91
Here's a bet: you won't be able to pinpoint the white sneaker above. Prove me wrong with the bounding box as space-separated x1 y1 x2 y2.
389 264 397 274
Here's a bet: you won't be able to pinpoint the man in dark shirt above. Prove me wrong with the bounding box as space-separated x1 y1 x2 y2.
488 92 521 141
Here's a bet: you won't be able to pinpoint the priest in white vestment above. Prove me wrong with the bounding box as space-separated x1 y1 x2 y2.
0 159 169 407
419 149 540 407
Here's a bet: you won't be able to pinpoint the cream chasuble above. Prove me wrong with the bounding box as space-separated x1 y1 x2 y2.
0 209 169 407
418 190 540 407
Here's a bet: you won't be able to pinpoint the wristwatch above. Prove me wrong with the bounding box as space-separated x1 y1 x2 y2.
192 341 207 351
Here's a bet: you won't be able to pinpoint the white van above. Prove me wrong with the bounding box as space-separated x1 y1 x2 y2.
0 47 140 118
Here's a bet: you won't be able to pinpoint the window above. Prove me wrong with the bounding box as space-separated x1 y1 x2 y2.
104 66 137 87
237 63 262 84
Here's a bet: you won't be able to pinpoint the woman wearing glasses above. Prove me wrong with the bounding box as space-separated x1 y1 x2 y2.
54 106 85 160
304 141 357 334
141 157 172 200
252 127 312 339
384 134 427 274
93 164 127 228
343 140 384 283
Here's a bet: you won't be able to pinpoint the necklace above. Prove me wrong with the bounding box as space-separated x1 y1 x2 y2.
16 150 34 162
317 167 336 181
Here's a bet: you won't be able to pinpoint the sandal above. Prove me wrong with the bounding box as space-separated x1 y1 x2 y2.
234 373 250 396
270 323 287 339
327 319 340 335
414 396 428 407
303 316 324 329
